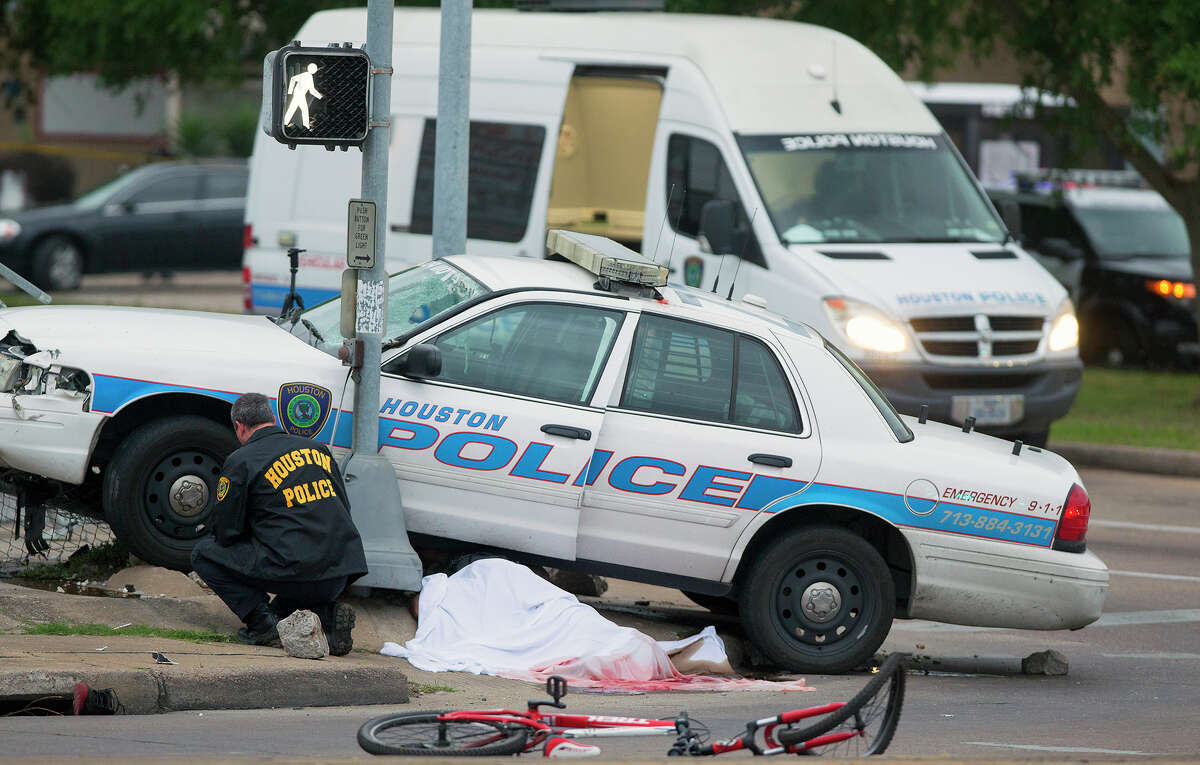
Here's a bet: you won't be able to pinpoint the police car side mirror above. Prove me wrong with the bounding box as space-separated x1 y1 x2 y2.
699 199 737 255
386 343 442 379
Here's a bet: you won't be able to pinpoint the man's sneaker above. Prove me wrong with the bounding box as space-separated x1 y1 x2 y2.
73 682 123 715
235 602 280 646
325 601 355 656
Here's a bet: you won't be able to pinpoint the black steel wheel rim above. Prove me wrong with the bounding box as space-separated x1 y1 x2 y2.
142 449 224 541
771 551 874 653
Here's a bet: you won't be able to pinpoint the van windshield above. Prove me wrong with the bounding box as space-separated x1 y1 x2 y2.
1073 206 1190 259
288 260 488 356
737 133 1005 245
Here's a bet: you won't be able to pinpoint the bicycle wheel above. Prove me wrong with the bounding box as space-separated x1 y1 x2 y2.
774 653 906 756
357 710 530 756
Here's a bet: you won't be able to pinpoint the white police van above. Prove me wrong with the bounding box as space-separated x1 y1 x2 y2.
0 231 1106 673
244 8 1082 447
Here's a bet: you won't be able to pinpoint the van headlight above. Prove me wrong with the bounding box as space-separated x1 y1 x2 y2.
0 219 21 241
1048 299 1079 352
823 296 907 353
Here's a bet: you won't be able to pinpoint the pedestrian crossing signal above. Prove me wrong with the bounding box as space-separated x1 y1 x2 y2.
263 42 371 149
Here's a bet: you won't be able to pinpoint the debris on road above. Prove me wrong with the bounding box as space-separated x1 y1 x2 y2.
1022 649 1069 675
278 609 329 659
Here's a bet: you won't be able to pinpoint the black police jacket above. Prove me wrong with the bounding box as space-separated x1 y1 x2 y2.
200 426 367 582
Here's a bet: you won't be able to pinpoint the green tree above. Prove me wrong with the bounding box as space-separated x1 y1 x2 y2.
674 0 1200 328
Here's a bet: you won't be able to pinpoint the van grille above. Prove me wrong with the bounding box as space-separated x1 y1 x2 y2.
910 314 1047 360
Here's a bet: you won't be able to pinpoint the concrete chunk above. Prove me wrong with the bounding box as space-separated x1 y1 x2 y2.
278 610 329 660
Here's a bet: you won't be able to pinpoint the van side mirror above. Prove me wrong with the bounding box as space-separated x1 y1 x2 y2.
997 199 1022 242
385 343 442 379
1037 237 1083 261
698 199 738 254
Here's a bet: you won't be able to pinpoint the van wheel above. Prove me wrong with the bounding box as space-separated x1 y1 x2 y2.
739 525 894 674
103 416 237 571
31 235 84 291
681 590 739 615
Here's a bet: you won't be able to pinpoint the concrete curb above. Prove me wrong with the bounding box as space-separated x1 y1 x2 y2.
0 661 408 715
1049 441 1200 478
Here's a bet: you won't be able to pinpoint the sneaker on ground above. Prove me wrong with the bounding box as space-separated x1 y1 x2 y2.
73 682 123 715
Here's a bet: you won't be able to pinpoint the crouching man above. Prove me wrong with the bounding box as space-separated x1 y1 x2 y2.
191 392 367 654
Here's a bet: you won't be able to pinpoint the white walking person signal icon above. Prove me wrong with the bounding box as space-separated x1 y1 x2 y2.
284 63 324 130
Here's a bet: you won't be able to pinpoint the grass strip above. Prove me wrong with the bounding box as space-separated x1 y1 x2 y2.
1052 368 1200 450
23 622 234 643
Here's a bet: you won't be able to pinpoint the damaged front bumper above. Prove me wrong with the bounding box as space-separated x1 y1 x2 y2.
1 327 104 484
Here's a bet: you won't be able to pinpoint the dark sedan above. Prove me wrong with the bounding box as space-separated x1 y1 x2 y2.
0 160 247 291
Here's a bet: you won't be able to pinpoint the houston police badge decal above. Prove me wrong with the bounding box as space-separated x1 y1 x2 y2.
278 382 333 438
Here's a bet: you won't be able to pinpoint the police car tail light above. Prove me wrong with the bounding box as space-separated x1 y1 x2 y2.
242 266 253 313
1053 483 1090 552
822 297 907 353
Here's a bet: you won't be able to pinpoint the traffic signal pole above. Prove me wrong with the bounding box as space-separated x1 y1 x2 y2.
342 0 423 593
352 0 392 456
432 0 472 260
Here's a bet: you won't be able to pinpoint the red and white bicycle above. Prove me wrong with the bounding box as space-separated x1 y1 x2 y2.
357 653 906 758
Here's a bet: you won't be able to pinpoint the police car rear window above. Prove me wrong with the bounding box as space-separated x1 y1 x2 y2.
621 314 801 433
824 341 914 443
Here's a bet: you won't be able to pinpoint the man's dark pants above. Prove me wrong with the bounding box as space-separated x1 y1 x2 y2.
190 544 348 623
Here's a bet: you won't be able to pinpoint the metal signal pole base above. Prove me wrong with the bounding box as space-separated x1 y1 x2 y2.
342 453 423 592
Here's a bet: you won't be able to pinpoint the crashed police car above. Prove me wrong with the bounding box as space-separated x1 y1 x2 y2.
0 230 1107 673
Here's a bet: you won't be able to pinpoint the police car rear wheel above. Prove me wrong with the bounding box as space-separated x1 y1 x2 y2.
740 525 894 674
103 416 238 571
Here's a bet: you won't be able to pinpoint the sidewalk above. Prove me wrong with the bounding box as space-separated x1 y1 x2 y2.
0 634 407 714
1049 440 1200 478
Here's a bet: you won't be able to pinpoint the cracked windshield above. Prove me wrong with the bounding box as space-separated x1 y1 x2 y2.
738 133 1005 245
293 260 486 354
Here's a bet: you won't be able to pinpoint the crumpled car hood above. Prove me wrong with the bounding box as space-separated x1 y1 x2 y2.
0 305 323 370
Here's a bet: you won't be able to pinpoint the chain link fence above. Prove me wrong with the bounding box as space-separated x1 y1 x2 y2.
0 490 115 574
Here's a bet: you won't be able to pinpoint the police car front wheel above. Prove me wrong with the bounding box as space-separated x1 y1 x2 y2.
739 525 894 675
103 416 238 571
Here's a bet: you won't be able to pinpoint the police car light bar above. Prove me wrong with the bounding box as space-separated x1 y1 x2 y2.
547 229 668 287
1014 168 1146 191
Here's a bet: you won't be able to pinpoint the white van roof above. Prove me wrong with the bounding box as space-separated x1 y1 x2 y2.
298 8 941 134
907 81 1068 109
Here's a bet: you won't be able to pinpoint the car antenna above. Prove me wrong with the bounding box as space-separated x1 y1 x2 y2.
829 38 842 114
726 207 759 301
663 185 687 280
649 184 676 266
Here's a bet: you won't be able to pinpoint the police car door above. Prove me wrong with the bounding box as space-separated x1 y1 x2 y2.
379 296 627 561
577 312 819 584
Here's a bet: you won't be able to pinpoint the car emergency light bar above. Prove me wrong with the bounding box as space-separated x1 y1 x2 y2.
547 229 668 288
1014 168 1146 192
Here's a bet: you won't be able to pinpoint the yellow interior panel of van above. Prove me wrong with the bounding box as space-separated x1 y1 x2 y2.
548 76 662 247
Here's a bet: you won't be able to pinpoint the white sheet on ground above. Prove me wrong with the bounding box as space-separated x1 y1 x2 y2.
379 559 812 692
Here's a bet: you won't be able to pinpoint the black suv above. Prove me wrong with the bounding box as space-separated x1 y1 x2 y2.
990 175 1196 367
0 160 247 291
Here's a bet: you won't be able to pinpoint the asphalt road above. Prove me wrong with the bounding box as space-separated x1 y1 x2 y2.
1 467 1197 761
